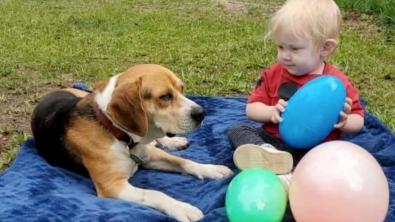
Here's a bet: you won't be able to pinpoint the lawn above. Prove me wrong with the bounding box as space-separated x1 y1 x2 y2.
1 0 395 170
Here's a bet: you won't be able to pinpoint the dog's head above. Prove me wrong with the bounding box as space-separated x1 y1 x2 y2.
93 64 205 141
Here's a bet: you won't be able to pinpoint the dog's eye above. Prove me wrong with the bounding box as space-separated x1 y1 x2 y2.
159 93 173 101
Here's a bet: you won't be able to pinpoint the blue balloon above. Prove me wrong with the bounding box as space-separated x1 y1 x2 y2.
279 75 346 149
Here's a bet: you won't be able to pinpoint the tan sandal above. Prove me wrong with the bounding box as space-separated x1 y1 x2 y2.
233 144 294 174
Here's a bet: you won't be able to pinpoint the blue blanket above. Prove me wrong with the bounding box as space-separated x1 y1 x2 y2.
0 94 394 222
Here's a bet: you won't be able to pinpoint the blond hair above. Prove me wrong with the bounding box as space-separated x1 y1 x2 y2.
265 0 342 48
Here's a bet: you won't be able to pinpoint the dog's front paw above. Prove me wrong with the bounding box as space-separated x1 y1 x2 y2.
157 136 189 150
164 201 203 222
186 163 233 180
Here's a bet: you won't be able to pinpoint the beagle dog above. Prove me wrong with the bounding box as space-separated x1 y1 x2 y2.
30 64 233 222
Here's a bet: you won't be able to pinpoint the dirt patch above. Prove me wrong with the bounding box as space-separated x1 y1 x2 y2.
0 66 83 170
0 70 75 154
215 0 380 35
343 11 381 34
0 83 60 151
214 0 281 17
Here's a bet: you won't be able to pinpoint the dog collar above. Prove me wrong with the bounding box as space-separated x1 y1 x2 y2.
130 154 144 165
92 102 137 148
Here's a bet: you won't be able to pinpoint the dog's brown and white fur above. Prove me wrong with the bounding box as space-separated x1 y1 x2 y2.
30 64 233 222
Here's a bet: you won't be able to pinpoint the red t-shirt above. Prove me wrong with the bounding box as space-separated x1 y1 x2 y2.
248 62 364 144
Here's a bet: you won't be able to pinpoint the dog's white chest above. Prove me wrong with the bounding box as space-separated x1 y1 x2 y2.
111 140 138 177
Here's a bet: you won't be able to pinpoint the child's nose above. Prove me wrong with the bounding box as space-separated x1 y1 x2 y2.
280 51 291 61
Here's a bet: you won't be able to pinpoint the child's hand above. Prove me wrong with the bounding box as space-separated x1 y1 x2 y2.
334 97 353 129
271 99 287 124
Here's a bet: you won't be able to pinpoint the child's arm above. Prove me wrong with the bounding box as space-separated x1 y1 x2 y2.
246 102 276 123
334 75 365 133
247 66 286 123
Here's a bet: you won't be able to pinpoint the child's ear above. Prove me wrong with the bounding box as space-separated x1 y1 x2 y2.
321 39 338 57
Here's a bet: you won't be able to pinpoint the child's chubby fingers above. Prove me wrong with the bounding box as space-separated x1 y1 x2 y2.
333 122 344 129
339 111 348 120
344 102 352 113
345 97 353 106
343 97 352 113
278 99 287 107
334 111 348 128
275 99 287 112
271 111 283 123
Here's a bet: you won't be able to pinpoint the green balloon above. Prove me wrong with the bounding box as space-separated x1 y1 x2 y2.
225 168 287 222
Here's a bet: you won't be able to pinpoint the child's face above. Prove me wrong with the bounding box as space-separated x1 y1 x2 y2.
275 32 324 76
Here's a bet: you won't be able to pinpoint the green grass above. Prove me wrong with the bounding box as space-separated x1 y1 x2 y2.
1 0 395 169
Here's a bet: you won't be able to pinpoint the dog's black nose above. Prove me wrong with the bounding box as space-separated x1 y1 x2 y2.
191 106 205 122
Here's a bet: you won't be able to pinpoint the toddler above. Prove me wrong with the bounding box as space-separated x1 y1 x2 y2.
227 0 365 192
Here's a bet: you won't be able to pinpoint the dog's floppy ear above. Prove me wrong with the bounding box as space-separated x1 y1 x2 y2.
106 78 148 137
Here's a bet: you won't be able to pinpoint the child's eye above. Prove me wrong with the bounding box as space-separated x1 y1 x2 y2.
277 45 284 50
291 47 300 50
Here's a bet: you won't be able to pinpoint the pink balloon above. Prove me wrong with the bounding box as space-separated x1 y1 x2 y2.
289 140 389 222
